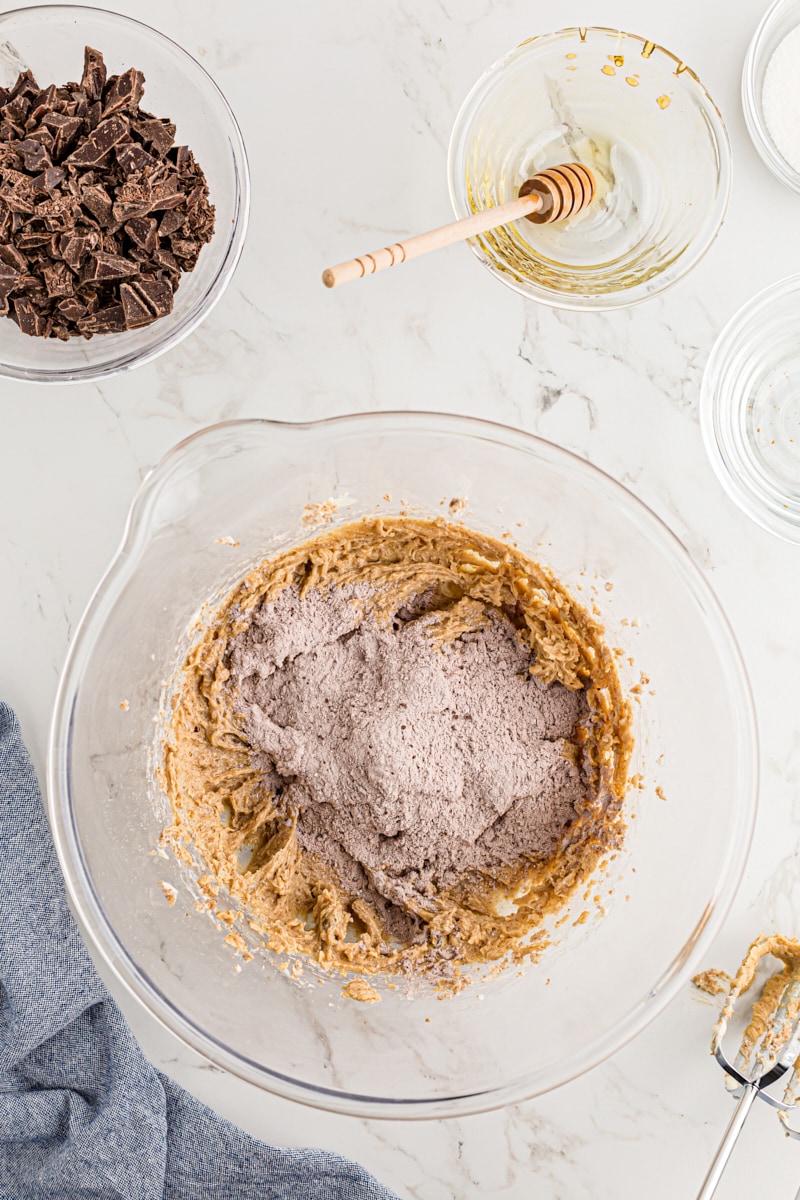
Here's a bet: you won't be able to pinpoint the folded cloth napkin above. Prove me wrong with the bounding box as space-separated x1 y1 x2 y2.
0 702 398 1200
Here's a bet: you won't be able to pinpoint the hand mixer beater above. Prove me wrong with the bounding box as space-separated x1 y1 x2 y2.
697 934 800 1198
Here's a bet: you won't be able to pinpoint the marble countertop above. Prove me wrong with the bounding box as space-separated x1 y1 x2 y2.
3 0 800 1196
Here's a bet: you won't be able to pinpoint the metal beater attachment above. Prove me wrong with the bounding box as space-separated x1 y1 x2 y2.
697 934 800 1199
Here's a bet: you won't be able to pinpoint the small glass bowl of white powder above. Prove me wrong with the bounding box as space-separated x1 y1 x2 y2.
743 0 800 193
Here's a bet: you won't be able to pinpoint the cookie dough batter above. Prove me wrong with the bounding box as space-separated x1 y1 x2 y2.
162 516 632 989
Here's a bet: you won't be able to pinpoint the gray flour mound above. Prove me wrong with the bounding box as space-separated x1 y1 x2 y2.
227 585 587 939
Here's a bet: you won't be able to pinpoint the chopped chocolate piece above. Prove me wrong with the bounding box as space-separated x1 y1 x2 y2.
80 182 113 224
133 116 175 157
9 71 39 102
158 207 184 238
102 68 145 117
56 296 87 321
19 137 50 172
53 116 83 161
42 110 72 130
28 84 58 126
124 215 157 252
64 113 129 168
0 244 26 272
119 280 152 327
77 302 126 334
115 142 155 174
0 46 215 339
58 232 89 270
25 127 55 154
81 47 107 102
172 145 191 172
1 190 35 215
43 262 74 297
30 165 65 192
149 176 185 211
0 265 18 311
16 231 53 250
2 167 34 191
83 250 139 281
13 296 46 336
170 237 199 262
152 247 180 276
184 183 206 210
131 274 173 319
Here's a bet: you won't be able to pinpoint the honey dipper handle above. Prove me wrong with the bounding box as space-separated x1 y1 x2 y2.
321 193 540 289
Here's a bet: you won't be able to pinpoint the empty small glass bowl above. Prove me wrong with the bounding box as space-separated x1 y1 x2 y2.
0 6 249 384
448 27 731 310
742 0 800 195
701 275 800 543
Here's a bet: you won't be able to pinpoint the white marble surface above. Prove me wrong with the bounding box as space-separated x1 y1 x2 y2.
3 0 800 1196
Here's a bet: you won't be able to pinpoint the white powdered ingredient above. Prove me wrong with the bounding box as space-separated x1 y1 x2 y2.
763 24 800 174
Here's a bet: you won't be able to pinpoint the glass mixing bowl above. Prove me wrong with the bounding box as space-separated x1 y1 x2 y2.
448 27 731 309
48 413 756 1118
0 5 249 384
742 0 800 196
701 274 800 543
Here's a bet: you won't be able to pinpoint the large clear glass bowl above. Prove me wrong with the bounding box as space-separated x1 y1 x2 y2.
448 27 731 309
48 413 756 1118
0 5 249 384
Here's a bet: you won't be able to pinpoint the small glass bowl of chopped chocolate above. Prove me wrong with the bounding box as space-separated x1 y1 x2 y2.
0 6 249 383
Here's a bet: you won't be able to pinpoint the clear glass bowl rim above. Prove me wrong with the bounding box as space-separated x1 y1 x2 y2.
446 25 732 312
700 272 800 543
742 0 800 197
0 2 250 384
47 411 758 1118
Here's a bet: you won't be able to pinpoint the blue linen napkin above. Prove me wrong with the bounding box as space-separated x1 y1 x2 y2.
0 701 398 1200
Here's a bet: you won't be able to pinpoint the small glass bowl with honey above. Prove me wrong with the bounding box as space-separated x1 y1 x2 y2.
448 27 731 310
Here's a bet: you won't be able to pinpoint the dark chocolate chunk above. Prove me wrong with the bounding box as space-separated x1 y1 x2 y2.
16 230 53 249
58 232 89 270
83 250 139 281
0 244 26 271
124 215 157 252
28 85 58 126
80 182 113 224
158 207 184 238
81 47 107 102
1 190 35 215
77 302 127 334
119 280 153 328
19 138 51 172
0 265 18 312
130 274 173 319
85 100 101 131
43 262 74 297
13 296 46 336
64 113 130 168
0 47 215 340
9 71 39 101
56 296 87 321
101 68 145 117
149 177 185 211
172 145 191 172
31 165 65 192
53 116 83 161
115 142 155 174
133 116 174 157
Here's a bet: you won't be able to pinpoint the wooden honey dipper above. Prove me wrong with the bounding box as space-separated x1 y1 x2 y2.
322 162 595 289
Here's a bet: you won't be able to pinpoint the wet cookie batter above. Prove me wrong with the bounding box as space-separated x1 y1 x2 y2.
162 516 632 989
